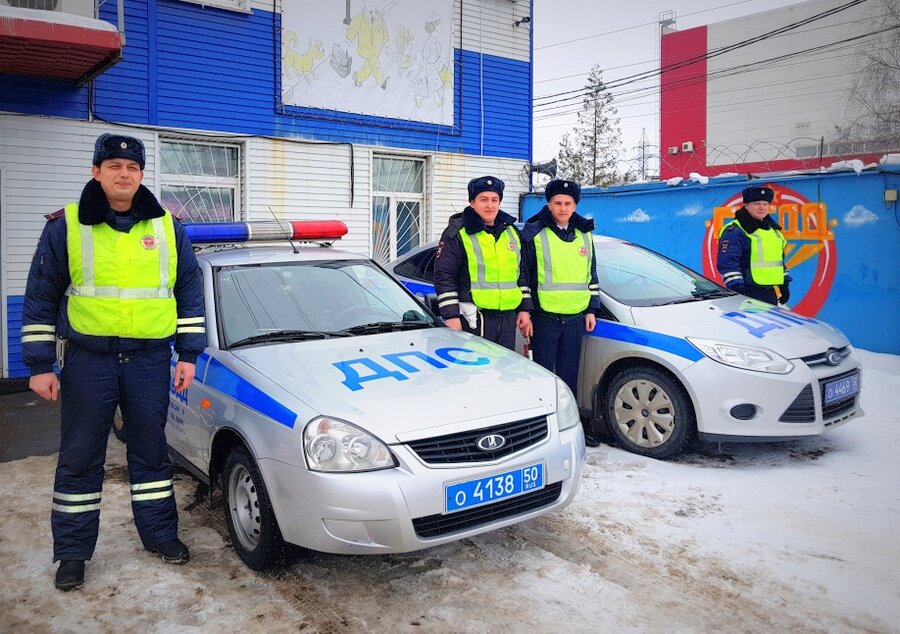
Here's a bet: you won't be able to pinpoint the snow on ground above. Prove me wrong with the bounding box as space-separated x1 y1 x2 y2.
1 349 898 633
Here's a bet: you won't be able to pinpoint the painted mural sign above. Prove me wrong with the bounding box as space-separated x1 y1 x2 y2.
701 183 839 316
281 0 454 126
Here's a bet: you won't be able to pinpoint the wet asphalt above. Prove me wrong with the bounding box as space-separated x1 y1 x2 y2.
0 386 61 463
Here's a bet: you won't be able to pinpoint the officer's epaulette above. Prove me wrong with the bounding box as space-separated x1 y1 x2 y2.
45 208 65 221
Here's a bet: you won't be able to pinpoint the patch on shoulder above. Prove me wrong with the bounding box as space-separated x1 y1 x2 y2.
44 208 65 221
435 240 445 258
720 239 730 252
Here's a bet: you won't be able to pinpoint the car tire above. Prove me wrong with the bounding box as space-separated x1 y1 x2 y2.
604 366 695 459
223 447 283 570
113 407 126 444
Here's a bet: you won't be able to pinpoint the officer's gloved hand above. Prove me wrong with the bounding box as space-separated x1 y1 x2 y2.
779 282 790 304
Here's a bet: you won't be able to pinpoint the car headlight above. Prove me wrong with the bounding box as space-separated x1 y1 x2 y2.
687 337 794 374
556 377 580 431
303 417 396 472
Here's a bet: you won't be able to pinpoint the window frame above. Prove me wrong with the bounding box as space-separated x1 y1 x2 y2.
158 138 243 223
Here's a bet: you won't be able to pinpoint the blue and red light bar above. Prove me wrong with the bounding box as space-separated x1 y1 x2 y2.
184 220 348 244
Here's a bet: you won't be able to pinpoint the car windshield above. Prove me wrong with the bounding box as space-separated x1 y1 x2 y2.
215 259 435 347
596 239 732 307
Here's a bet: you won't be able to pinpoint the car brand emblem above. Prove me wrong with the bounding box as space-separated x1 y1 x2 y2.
826 349 843 365
476 434 506 451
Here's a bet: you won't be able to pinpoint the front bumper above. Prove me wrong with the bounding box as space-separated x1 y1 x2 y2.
687 352 864 440
259 423 585 554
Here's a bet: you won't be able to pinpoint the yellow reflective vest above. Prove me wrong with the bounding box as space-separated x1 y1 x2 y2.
65 203 178 338
533 227 592 314
460 226 523 310
719 219 786 285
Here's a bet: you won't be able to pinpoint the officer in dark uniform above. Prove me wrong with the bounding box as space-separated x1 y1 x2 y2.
433 176 532 350
22 133 206 591
717 185 791 305
522 179 602 446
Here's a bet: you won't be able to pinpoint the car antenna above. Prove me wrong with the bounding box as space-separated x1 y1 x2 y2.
266 205 299 254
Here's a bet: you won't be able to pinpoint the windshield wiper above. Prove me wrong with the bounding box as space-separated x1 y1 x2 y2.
341 321 432 335
651 288 734 306
230 329 349 348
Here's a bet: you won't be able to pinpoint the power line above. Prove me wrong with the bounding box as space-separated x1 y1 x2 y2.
535 0 758 50
533 0 868 108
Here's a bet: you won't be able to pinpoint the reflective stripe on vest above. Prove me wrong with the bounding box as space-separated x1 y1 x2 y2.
461 226 523 310
534 228 592 314
65 203 178 338
720 219 786 285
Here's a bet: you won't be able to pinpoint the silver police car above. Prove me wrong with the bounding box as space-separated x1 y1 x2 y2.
164 221 585 570
391 235 863 460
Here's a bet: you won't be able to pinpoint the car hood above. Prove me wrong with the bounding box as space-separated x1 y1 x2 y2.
627 296 850 358
229 328 557 441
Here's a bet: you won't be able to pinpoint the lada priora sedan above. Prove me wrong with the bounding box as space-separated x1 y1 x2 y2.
390 235 863 460
165 221 584 570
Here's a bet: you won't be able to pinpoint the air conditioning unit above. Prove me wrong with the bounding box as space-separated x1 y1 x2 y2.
0 0 94 18
667 146 679 155
681 141 694 152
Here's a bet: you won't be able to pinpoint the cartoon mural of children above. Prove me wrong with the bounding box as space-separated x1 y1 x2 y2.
393 24 414 78
413 16 445 107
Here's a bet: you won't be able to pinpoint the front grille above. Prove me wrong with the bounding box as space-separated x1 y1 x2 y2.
801 346 850 367
779 384 816 423
407 416 548 464
412 482 563 538
820 369 859 419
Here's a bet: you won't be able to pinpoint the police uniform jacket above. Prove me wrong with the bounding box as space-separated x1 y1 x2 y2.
22 179 206 376
521 205 602 317
717 207 791 303
432 206 532 321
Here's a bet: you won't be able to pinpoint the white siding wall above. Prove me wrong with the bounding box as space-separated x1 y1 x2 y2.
0 116 157 296
430 154 529 234
460 0 531 63
705 0 869 164
245 138 372 255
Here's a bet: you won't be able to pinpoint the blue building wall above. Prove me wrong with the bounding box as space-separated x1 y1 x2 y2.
521 169 900 355
0 1 531 160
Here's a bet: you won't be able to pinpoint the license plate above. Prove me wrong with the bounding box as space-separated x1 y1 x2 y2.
446 463 544 513
824 373 860 404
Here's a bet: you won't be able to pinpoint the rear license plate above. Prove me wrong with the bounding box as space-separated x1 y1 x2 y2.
446 463 544 513
824 373 860 404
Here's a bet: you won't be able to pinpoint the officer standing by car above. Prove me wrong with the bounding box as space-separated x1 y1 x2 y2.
433 175 532 350
22 133 206 591
522 179 602 446
717 185 791 306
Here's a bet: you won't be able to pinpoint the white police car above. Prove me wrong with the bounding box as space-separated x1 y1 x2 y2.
390 235 863 460
165 220 584 570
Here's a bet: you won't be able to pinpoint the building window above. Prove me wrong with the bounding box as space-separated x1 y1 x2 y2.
160 141 241 223
174 0 251 13
371 156 425 264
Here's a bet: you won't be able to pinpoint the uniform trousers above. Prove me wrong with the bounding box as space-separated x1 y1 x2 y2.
52 343 178 561
462 309 518 351
532 312 585 396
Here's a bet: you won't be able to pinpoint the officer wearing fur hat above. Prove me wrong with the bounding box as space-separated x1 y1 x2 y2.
21 133 205 591
522 179 602 446
433 175 532 350
717 185 791 306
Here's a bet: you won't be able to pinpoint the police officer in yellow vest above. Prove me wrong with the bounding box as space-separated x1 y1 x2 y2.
717 185 792 306
21 134 206 591
433 176 532 350
522 179 602 445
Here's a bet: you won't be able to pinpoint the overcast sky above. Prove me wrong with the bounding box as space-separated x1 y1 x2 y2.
531 0 813 168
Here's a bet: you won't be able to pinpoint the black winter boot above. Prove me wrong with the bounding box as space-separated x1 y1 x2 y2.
148 538 190 564
55 560 85 591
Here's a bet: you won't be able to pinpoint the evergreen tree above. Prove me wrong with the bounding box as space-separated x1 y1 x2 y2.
555 65 624 187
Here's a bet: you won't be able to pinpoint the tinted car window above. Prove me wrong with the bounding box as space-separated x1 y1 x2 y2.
393 247 437 282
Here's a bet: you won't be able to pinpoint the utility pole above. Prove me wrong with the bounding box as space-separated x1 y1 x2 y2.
639 128 648 181
592 104 599 185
